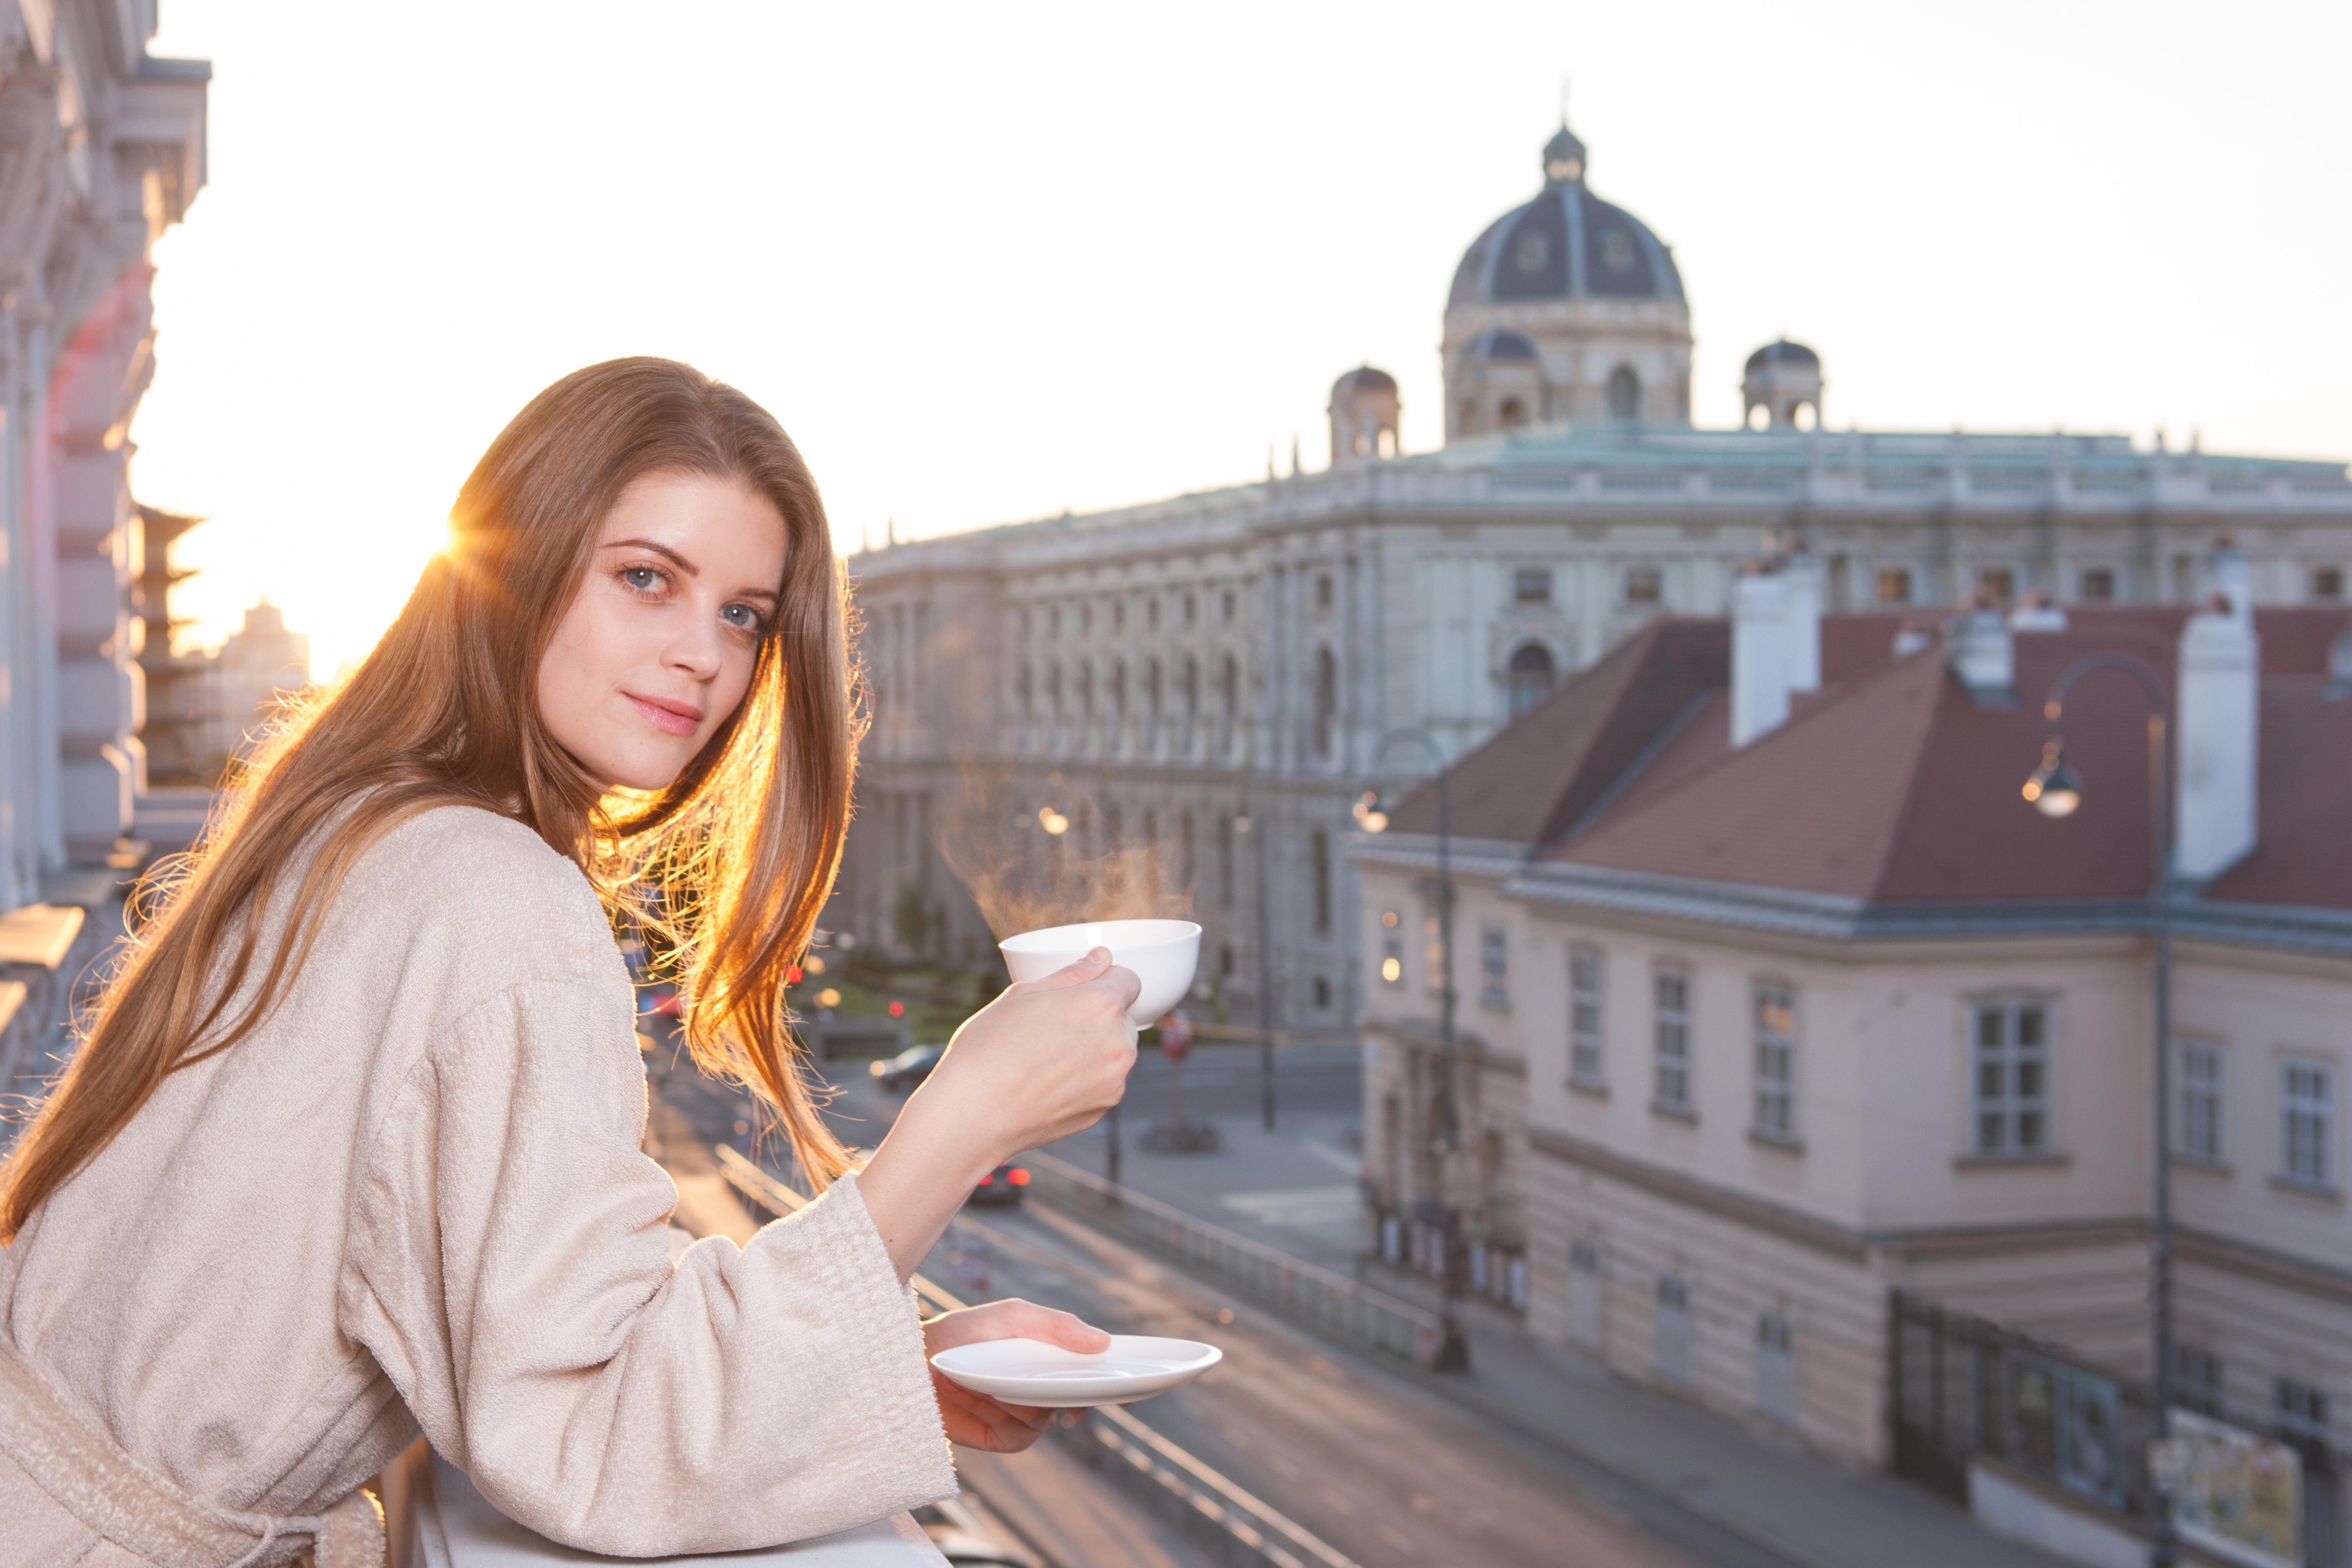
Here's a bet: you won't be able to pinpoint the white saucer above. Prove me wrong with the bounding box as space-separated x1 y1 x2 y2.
930 1335 1222 1408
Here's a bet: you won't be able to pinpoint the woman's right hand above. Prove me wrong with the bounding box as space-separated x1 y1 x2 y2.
857 949 1138 1282
913 947 1141 1166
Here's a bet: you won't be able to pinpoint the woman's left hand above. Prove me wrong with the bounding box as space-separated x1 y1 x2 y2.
922 1298 1110 1453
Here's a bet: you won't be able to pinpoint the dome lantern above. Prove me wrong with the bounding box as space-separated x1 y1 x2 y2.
1542 124 1586 185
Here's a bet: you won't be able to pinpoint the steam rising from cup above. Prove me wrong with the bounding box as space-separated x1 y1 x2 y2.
999 919 1202 1028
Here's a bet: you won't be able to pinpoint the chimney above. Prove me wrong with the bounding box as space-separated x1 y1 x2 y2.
1947 605 2015 703
2203 536 2253 628
1782 551 1822 693
2174 603 2258 880
1732 570 1790 746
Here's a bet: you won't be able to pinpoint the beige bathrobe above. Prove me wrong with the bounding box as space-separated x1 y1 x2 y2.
0 805 956 1563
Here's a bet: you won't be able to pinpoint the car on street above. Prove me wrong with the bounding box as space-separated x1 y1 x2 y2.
867 1042 944 1091
966 1162 1030 1207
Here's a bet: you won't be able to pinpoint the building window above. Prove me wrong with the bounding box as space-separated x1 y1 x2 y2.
1380 909 1403 987
1973 1001 2050 1156
1310 830 1332 935
1076 661 1094 719
2314 567 2345 601
1514 565 1553 605
1479 925 1508 1011
1144 658 1162 723
1112 600 1126 632
1049 606 1062 638
1219 942 1234 977
2282 1059 2335 1189
1046 664 1064 716
2180 1042 2224 1164
1755 1314 1797 1426
1498 396 1528 429
1568 1240 1602 1347
1183 592 1197 627
1221 588 1236 622
1080 604 1093 634
1016 664 1033 719
1312 646 1337 758
1979 568 2015 603
1606 365 1642 423
1654 969 1691 1112
1108 659 1127 720
2175 1345 2224 1417
1753 984 1797 1140
2277 1380 2332 1453
1655 1275 1692 1385
1506 642 1555 719
1876 567 1913 605
1625 565 1662 606
1569 948 1604 1088
1312 975 1331 1010
1146 597 1159 631
2080 568 2116 602
1218 815 1236 909
1315 574 1334 613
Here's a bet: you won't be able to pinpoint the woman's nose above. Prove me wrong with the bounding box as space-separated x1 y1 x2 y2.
663 613 724 679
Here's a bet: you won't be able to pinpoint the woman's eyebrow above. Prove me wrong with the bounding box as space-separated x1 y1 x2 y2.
603 537 697 575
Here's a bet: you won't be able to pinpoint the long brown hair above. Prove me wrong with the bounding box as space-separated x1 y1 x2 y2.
0 357 860 1240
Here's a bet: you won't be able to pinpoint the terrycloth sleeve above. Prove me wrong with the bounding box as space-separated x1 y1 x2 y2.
338 975 956 1555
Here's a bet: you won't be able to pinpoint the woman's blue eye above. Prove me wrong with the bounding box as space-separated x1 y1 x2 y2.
722 604 761 631
622 566 663 593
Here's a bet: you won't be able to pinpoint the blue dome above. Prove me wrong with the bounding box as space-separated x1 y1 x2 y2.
1450 128 1685 312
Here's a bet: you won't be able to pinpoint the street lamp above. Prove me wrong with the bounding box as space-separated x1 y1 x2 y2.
2025 654 2179 1568
1361 727 1469 1373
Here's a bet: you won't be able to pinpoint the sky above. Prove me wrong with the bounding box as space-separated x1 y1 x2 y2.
134 1 2351 675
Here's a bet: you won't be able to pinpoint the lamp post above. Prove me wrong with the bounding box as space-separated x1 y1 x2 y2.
2023 653 2177 1568
1361 726 1469 1372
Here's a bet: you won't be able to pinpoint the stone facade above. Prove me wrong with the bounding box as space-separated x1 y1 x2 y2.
0 2 204 884
0 2 205 1118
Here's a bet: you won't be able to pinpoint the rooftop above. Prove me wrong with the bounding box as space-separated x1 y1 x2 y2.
1374 605 2352 937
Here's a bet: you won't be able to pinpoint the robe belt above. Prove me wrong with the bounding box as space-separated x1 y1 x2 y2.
0 1333 384 1568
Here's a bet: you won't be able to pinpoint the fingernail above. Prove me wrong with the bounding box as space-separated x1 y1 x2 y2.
1087 946 1111 963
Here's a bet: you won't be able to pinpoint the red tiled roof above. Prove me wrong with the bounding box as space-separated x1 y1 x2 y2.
1460 605 2352 912
1384 618 1726 842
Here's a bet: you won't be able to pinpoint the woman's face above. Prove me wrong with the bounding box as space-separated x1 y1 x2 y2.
538 470 788 792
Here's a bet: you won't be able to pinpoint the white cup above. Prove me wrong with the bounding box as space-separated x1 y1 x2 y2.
998 919 1202 1028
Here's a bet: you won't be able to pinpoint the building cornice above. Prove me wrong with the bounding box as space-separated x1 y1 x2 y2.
1525 1123 2352 1305
1501 861 2352 960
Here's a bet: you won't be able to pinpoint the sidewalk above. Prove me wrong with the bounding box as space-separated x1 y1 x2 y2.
1052 1111 2068 1568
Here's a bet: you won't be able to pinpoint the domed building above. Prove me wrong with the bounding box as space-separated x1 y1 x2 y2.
1742 338 1824 430
1444 122 1692 437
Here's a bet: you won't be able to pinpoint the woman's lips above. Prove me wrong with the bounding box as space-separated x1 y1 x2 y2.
625 692 702 737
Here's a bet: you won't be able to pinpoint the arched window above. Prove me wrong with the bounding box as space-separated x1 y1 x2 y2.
1219 655 1239 714
1047 663 1063 716
1606 365 1642 422
1312 645 1338 758
1017 663 1033 719
1077 661 1093 719
1109 659 1127 720
1498 397 1528 430
1181 657 1199 747
1144 657 1162 722
1507 642 1556 719
1311 829 1333 935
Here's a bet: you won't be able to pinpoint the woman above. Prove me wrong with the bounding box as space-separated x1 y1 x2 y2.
0 359 1139 1564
